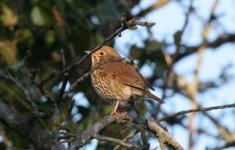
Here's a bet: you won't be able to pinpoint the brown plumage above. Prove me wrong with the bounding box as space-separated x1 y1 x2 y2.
88 45 164 114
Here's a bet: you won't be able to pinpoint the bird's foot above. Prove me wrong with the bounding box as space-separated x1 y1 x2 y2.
110 110 120 115
110 109 127 115
110 101 121 115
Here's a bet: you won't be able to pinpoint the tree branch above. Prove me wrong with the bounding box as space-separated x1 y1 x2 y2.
147 120 183 150
136 0 172 17
68 113 132 149
0 102 64 150
159 103 235 121
0 70 38 112
93 134 138 149
113 129 137 150
175 34 235 62
68 112 183 150
38 17 155 86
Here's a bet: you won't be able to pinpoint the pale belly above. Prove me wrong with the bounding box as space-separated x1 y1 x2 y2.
91 74 138 106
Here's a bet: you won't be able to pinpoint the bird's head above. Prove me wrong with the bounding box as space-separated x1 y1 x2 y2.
86 45 122 68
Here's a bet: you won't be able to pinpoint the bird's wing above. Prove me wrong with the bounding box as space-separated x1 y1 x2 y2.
101 62 149 92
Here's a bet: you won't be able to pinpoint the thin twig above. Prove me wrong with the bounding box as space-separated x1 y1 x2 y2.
188 1 218 149
36 84 58 117
7 50 31 72
175 34 235 62
38 29 124 86
93 134 138 149
0 71 38 112
203 112 234 142
131 103 150 149
38 17 155 87
212 141 235 150
155 0 195 118
136 0 172 17
63 72 90 98
58 74 69 102
113 129 137 150
161 0 194 100
159 103 235 121
61 49 66 69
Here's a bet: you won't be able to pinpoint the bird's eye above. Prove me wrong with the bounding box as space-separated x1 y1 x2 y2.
99 51 105 56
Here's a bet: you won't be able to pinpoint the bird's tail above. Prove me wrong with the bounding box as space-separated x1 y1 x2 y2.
146 92 165 104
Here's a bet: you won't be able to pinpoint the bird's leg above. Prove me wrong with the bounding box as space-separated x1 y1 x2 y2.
110 100 120 115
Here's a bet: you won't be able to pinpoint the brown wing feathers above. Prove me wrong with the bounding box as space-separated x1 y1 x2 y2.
103 62 164 104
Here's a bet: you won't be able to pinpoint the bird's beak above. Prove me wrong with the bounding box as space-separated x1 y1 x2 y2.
84 50 91 54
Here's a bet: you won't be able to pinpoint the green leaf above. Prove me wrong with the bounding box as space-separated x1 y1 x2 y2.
45 31 55 45
145 40 164 52
31 6 45 26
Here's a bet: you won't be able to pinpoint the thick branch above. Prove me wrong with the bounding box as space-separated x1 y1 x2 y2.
69 113 132 149
0 102 64 150
147 120 183 150
69 113 182 150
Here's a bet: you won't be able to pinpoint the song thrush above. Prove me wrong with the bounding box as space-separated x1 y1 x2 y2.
87 45 164 114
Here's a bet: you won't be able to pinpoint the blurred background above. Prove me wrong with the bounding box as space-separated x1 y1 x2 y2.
0 0 235 149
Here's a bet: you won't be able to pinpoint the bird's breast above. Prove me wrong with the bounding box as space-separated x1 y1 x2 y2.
91 69 132 103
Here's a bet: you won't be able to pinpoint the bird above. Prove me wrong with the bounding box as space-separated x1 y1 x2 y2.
86 45 164 115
